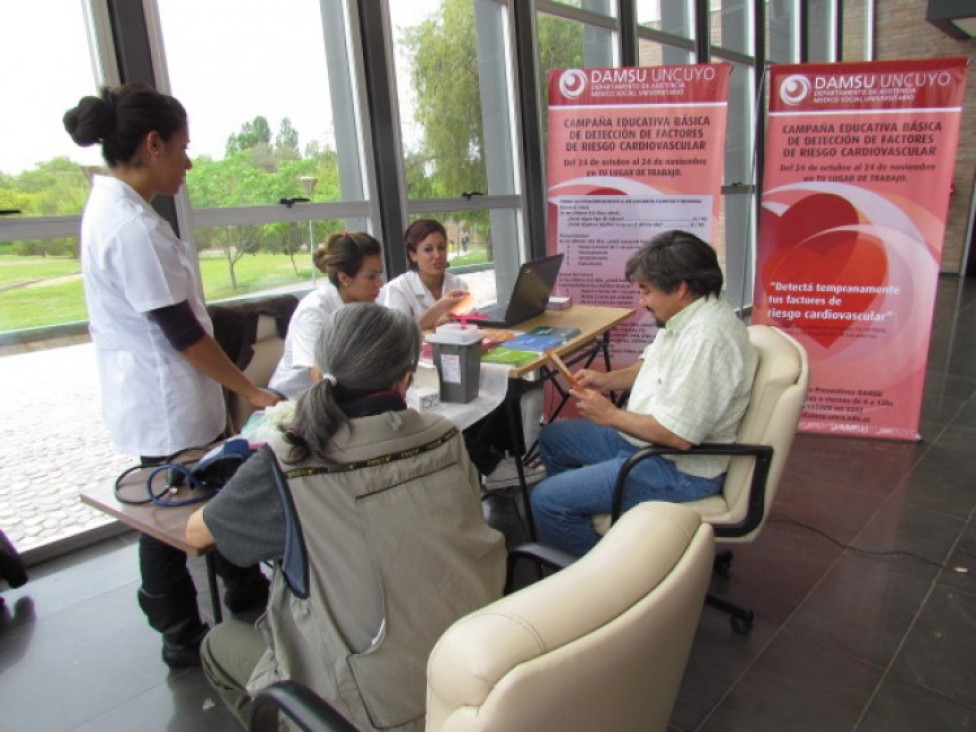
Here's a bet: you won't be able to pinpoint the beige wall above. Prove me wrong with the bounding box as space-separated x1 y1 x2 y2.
875 0 976 272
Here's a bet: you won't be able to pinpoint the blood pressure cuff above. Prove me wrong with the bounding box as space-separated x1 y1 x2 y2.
148 300 206 351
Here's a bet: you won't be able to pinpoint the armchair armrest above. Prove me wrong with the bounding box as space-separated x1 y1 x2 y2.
504 542 578 594
611 443 774 538
249 680 357 732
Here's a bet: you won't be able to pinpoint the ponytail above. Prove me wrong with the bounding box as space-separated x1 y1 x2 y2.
281 303 420 463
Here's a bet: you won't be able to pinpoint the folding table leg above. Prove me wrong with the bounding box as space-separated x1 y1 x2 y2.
205 552 223 624
503 393 536 540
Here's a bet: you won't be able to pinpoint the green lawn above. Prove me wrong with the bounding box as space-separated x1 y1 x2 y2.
0 253 315 332
0 248 493 333
198 252 315 301
0 255 81 285
450 250 490 267
0 278 87 330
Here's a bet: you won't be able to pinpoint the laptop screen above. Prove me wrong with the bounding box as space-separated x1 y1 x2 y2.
504 253 564 321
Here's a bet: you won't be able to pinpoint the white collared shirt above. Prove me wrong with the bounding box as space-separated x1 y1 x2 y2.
379 270 467 320
623 295 757 478
81 175 224 455
269 282 345 399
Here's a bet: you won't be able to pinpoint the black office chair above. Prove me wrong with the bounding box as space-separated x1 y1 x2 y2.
249 680 357 732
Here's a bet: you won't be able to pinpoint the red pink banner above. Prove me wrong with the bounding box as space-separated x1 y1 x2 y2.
753 58 968 440
546 64 730 361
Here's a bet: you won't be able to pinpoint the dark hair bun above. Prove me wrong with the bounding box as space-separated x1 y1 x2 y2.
63 94 115 147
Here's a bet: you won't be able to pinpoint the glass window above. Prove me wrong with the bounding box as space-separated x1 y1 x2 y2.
0 2 103 221
724 59 755 187
638 38 695 66
536 13 589 182
637 0 696 41
766 0 800 63
841 0 873 61
722 192 755 309
155 0 355 203
391 0 496 198
0 2 106 337
538 13 587 83
390 0 527 303
545 0 617 18
154 0 369 298
0 236 85 331
194 222 331 298
536 5 617 124
710 0 753 55
807 0 837 62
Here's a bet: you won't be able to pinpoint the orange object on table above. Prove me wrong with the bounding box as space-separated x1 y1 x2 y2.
449 291 476 315
544 349 580 389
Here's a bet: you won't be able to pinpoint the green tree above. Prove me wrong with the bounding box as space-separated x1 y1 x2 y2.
401 1 582 256
187 152 281 289
275 117 301 161
3 158 90 257
226 115 272 156
402 0 484 198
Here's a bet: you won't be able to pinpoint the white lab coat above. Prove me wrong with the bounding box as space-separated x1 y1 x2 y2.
268 282 345 400
379 270 467 321
81 176 224 456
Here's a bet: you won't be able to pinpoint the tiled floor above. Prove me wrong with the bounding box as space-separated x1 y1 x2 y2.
1 274 974 731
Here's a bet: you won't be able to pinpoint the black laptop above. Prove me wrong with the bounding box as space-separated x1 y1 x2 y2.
470 253 565 328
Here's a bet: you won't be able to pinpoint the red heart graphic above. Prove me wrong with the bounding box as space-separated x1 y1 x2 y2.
760 193 888 348
762 193 862 252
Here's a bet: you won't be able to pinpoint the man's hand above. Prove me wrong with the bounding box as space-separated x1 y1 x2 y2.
573 382 693 450
572 387 619 426
575 360 641 392
576 368 612 390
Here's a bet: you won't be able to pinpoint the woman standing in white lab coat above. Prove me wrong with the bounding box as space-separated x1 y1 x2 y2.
64 83 278 669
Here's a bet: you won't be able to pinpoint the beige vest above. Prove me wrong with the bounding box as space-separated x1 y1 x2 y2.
246 409 506 731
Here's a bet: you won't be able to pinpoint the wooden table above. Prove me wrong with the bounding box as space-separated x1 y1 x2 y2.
481 305 636 537
80 471 224 622
497 304 635 380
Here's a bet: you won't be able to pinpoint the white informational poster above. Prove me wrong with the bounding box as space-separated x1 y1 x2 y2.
556 195 712 359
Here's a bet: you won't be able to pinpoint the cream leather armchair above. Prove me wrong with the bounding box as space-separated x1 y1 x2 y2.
595 324 810 634
427 501 713 731
249 502 714 732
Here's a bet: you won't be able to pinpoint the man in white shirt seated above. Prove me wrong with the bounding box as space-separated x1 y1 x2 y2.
530 230 758 556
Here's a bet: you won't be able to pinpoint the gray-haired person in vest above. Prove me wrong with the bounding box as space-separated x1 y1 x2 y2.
187 302 506 730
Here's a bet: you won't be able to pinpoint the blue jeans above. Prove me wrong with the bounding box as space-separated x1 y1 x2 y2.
530 420 725 556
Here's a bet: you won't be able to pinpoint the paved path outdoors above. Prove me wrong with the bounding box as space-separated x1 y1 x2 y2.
0 342 133 554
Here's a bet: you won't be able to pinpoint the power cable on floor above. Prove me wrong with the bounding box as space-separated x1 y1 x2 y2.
768 512 973 578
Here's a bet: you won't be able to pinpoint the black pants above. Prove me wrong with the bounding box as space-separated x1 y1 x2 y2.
138 533 262 598
463 405 518 475
138 453 262 637
463 381 538 475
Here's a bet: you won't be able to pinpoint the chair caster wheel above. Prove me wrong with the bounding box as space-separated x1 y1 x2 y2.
731 612 754 635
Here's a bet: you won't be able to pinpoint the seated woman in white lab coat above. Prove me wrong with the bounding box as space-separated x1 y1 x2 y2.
269 231 384 400
380 218 467 330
